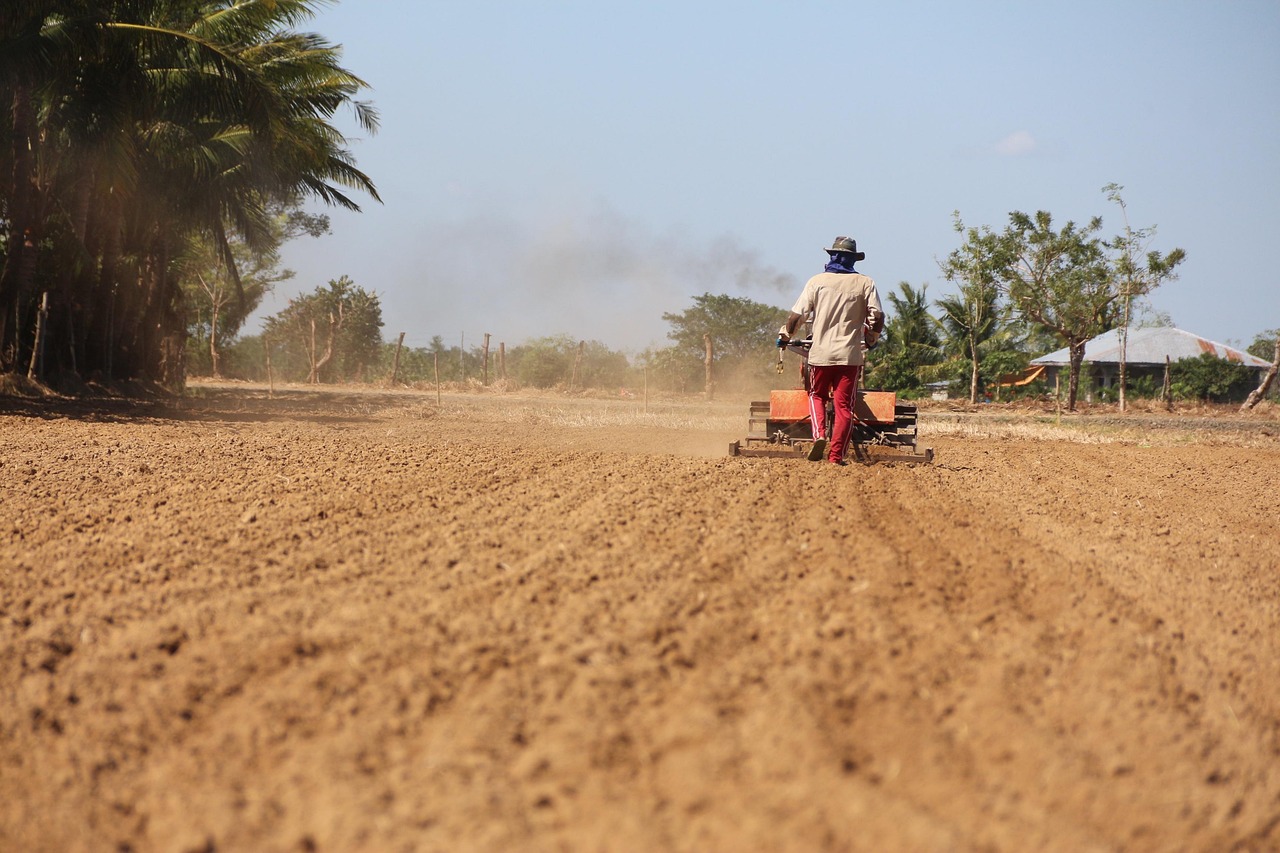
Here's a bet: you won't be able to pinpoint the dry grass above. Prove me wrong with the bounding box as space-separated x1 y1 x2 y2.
921 409 1280 448
923 416 1120 444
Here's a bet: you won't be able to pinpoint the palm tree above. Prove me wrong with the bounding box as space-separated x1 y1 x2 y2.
0 0 379 386
866 282 942 392
938 213 1004 402
934 291 997 403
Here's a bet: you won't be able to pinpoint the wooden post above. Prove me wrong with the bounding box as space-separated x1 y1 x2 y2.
26 291 48 381
434 351 441 405
388 331 405 387
499 342 507 382
703 333 714 401
1162 355 1172 411
264 334 275 398
482 333 491 386
1054 370 1061 423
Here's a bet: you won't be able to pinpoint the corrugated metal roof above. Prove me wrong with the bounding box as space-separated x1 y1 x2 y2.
1030 327 1272 368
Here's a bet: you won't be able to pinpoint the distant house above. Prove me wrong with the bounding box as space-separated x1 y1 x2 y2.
1030 327 1271 401
925 380 950 401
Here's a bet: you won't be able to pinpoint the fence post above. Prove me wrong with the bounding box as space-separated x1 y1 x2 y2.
388 331 405 387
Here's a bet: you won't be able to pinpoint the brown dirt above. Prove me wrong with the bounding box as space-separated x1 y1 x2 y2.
3 382 1278 852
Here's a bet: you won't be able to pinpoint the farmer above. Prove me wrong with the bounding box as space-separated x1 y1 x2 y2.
780 236 884 465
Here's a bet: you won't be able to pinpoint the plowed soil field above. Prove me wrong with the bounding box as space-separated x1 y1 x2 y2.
3 383 1279 852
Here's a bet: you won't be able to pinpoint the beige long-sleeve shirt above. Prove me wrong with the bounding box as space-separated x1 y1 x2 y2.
789 272 883 366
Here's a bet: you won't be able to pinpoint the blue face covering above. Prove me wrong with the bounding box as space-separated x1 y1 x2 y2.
824 252 858 274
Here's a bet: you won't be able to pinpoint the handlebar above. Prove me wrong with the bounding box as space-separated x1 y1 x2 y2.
776 334 878 352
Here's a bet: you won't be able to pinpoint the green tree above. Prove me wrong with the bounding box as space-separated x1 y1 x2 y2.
978 310 1055 400
663 293 788 361
513 336 575 388
991 210 1112 411
661 292 787 394
182 207 330 377
509 336 628 390
1170 353 1254 403
1102 184 1186 411
865 282 941 392
1248 328 1280 362
640 345 699 395
263 276 383 383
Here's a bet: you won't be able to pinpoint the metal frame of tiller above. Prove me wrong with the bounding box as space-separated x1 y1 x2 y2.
729 338 933 464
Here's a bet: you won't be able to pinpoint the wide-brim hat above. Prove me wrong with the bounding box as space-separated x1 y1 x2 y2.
824 236 865 261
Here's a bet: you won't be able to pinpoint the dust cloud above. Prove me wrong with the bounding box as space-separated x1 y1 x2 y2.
396 203 797 352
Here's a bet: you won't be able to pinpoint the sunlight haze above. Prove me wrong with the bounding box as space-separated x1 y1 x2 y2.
265 1 1280 354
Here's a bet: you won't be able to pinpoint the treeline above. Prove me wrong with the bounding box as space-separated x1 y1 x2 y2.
194 290 784 396
193 268 1275 405
1 2 377 388
864 279 1274 405
216 333 636 392
862 190 1275 407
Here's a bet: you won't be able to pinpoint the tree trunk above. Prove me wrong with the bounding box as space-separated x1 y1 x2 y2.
969 338 980 404
1118 291 1133 412
704 333 714 401
131 232 180 384
0 84 39 371
306 317 318 383
1118 323 1129 411
1067 340 1086 411
209 300 222 378
311 309 342 383
1241 334 1280 411
264 335 274 396
387 331 405 386
87 199 124 379
572 340 585 390
160 328 186 391
26 291 48 380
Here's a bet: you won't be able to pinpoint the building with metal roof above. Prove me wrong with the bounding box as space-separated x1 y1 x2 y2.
1029 327 1271 401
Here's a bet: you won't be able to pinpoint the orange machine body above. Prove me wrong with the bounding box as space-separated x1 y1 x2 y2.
768 389 896 425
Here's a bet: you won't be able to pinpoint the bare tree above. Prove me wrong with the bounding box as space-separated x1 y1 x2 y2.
1241 332 1280 411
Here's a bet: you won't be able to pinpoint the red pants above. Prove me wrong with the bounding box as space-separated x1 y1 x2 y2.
808 364 862 463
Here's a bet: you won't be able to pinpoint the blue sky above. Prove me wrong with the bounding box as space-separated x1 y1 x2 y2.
264 0 1280 354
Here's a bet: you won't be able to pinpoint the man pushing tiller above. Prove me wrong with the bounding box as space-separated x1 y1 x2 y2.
779 236 885 466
